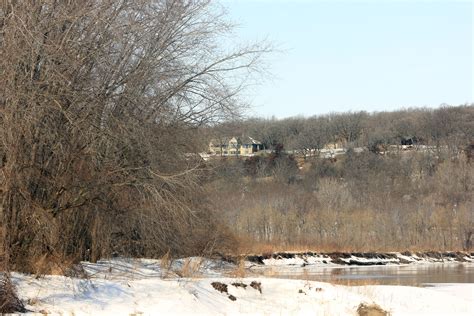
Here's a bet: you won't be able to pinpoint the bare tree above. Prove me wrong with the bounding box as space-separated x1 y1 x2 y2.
330 111 367 145
296 116 331 157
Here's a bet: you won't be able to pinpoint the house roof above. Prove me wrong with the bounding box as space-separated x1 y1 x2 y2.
209 136 261 146
240 136 262 145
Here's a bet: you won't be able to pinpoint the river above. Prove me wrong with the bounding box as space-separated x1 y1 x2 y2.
249 263 474 286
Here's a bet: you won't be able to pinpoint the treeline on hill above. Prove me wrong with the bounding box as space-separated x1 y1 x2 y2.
207 105 474 252
210 105 474 155
0 0 268 274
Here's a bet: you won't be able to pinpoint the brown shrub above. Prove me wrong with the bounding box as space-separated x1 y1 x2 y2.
0 274 26 314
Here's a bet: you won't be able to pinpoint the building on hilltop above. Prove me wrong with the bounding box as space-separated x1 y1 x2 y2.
208 136 263 156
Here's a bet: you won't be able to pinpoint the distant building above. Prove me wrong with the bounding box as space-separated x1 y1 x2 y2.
209 136 263 156
323 140 346 150
209 137 238 156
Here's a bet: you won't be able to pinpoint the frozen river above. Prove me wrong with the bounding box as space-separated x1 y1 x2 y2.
250 262 474 286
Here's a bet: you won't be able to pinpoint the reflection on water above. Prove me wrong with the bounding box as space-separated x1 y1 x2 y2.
250 263 474 286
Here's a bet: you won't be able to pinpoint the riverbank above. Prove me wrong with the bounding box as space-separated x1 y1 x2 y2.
245 251 474 266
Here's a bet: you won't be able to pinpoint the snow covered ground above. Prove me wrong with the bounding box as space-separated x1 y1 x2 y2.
11 257 474 315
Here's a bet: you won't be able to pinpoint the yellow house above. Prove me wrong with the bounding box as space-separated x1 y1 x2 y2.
208 136 263 156
323 140 346 150
209 137 239 156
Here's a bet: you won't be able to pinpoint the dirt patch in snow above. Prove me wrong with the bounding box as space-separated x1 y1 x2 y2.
211 282 228 294
231 282 247 289
211 282 238 302
250 281 262 293
357 303 390 316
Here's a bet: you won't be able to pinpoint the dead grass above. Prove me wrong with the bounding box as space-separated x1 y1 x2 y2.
237 238 382 255
237 235 469 256
237 237 465 255
159 251 173 278
32 254 76 276
175 258 203 278
229 258 246 278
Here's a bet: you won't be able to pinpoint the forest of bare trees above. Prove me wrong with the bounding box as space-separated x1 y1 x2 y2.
0 0 268 274
208 105 474 252
210 105 474 155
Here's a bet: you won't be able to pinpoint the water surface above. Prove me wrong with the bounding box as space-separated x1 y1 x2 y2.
249 263 474 286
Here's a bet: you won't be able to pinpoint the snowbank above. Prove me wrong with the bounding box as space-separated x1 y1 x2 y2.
10 258 474 315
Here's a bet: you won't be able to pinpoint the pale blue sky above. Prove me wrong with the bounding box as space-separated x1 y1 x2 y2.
223 0 473 118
